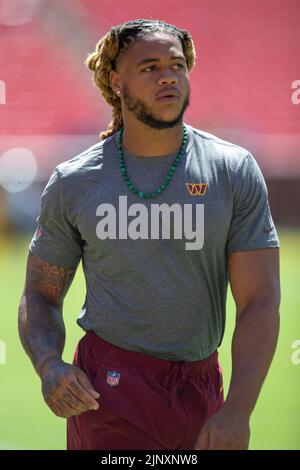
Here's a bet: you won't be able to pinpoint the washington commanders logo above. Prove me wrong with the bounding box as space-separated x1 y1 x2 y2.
186 183 207 196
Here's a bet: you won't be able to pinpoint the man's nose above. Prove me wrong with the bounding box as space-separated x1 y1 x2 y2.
157 71 178 86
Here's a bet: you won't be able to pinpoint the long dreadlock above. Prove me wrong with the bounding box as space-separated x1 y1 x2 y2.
85 19 196 140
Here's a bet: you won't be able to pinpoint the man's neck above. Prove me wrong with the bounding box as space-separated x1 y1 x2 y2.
121 120 184 157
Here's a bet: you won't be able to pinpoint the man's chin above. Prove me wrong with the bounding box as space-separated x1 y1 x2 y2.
145 120 182 130
137 112 184 130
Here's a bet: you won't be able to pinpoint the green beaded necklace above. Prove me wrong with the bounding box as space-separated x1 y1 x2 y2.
117 124 188 199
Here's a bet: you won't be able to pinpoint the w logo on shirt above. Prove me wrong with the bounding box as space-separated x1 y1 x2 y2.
186 183 208 196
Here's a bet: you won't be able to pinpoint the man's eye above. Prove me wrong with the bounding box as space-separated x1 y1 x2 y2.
142 64 185 72
143 65 155 72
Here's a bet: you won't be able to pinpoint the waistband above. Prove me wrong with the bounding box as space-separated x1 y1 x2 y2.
83 331 219 378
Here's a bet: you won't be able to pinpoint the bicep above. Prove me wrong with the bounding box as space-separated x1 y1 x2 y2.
24 253 77 306
228 248 281 315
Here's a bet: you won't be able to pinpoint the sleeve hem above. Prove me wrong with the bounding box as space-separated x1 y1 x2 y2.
28 247 81 269
227 242 280 254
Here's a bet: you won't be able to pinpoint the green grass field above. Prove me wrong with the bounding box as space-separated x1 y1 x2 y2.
0 228 299 449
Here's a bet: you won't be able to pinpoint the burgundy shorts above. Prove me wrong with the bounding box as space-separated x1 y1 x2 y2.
67 331 224 450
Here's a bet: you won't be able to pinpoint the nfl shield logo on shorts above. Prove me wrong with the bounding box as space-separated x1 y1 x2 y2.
106 370 121 386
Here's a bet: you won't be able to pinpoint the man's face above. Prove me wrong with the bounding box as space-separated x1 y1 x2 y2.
111 32 190 129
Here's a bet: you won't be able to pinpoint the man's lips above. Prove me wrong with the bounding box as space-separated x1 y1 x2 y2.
156 95 180 102
155 88 181 101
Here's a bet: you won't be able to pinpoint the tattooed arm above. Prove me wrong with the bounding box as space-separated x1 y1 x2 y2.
18 253 100 418
18 253 75 376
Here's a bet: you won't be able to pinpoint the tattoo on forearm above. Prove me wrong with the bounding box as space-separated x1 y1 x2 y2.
18 254 78 376
25 254 77 306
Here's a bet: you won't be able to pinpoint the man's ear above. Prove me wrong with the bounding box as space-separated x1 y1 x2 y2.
110 70 122 97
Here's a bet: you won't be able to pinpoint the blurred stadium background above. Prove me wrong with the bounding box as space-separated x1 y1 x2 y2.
0 0 299 450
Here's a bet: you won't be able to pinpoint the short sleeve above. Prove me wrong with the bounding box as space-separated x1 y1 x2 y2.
29 168 83 267
226 152 280 253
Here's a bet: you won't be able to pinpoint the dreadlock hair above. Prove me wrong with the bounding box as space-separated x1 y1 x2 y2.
85 19 196 140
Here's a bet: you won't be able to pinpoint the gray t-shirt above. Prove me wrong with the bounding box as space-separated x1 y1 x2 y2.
29 124 280 361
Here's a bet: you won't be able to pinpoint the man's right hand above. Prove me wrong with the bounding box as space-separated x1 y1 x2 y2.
40 359 100 418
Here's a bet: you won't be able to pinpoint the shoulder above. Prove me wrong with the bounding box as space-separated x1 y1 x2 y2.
186 123 250 170
54 133 116 181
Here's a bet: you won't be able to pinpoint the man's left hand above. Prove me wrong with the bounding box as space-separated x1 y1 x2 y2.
194 403 250 450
